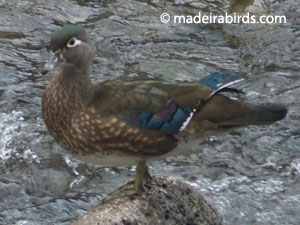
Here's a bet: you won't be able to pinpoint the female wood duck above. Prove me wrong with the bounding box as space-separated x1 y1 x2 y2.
42 24 287 194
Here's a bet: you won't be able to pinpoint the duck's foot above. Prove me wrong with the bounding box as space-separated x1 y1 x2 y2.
105 161 152 201
106 182 138 201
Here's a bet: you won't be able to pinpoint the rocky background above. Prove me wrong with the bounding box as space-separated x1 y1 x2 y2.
0 0 299 224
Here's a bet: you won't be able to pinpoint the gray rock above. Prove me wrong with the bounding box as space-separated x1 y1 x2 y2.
72 177 222 225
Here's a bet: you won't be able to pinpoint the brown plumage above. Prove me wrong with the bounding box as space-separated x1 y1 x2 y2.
42 24 287 192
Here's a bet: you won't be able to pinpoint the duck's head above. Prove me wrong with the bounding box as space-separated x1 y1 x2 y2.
44 24 94 73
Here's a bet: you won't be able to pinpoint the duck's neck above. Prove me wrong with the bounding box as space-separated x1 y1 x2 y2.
57 65 94 113
42 63 95 142
61 62 91 79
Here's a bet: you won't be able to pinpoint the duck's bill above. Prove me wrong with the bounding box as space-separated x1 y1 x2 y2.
42 50 63 74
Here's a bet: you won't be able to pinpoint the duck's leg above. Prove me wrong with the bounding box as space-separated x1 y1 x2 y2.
134 160 152 194
103 161 152 200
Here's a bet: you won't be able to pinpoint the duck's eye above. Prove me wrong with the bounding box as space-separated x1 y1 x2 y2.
66 37 81 48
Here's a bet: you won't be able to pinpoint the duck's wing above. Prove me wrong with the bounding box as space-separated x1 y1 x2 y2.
78 71 286 155
91 71 285 136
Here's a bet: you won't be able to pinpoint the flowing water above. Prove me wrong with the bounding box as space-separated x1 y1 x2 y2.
0 0 299 224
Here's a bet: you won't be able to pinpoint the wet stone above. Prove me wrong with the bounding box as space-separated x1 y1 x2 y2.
72 177 222 225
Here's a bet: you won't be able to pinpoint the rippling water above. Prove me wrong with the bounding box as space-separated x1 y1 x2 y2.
0 0 299 224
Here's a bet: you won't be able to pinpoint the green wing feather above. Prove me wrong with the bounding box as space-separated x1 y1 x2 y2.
92 77 213 115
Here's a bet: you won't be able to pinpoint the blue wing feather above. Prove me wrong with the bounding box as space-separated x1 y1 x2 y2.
138 71 244 135
200 71 244 97
139 107 195 135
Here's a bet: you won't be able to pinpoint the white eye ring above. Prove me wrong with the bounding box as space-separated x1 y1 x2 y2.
66 37 82 48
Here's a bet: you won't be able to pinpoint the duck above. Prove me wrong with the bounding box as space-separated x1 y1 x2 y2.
42 24 287 193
